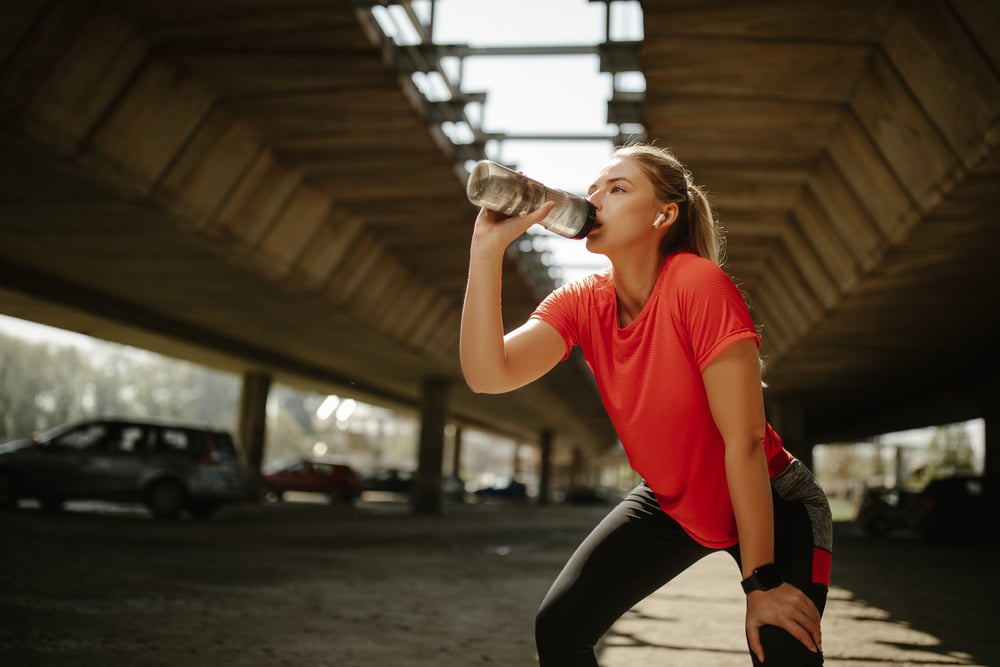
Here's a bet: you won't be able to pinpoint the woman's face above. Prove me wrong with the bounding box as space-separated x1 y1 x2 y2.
584 157 662 255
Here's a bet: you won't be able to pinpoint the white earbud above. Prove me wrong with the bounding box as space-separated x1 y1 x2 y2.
652 213 666 228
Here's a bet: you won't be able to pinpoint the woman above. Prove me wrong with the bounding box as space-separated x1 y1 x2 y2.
460 143 832 666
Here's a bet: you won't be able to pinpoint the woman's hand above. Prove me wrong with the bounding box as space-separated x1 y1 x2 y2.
745 583 822 663
470 201 556 257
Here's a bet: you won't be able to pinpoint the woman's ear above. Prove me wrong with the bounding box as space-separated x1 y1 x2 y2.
652 203 680 229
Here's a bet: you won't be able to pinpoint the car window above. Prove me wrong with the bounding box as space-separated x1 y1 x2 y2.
312 463 333 475
49 424 107 450
106 425 151 453
158 428 195 453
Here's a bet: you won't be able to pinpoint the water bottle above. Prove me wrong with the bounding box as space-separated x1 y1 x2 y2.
466 160 596 239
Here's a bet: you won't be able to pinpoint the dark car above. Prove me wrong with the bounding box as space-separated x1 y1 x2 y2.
362 468 414 496
261 459 362 505
856 485 922 538
562 486 616 506
0 419 247 519
473 479 528 502
917 474 999 545
362 469 467 502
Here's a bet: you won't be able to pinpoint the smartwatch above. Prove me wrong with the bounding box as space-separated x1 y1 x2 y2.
741 563 783 594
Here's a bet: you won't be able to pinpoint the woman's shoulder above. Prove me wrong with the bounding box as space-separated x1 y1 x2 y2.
535 269 614 323
666 251 722 273
553 269 614 299
663 252 730 287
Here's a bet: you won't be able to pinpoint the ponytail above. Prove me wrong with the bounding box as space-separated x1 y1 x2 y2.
685 183 724 266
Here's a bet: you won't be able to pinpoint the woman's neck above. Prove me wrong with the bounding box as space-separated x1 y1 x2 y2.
610 250 665 327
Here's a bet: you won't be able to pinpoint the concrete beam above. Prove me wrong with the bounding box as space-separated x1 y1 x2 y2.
807 158 888 273
827 114 918 246
259 185 332 275
209 147 300 239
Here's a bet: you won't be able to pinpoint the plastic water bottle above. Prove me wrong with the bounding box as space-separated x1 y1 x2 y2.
466 160 596 239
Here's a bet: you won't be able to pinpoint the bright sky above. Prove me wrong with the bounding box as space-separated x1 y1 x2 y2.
377 0 648 281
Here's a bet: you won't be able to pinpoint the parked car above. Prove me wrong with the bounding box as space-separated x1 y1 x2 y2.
562 486 616 506
917 474 999 545
856 485 922 538
261 459 362 505
0 419 247 519
362 468 414 495
472 479 528 502
362 469 467 502
441 473 467 502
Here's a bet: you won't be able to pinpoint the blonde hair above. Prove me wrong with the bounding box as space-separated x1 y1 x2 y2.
611 143 725 265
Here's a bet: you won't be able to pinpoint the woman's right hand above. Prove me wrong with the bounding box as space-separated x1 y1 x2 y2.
471 201 556 257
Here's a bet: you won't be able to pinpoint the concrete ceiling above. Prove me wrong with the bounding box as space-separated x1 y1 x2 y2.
0 0 997 458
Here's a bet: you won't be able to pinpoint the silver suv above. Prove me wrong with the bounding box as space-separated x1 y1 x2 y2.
0 419 247 519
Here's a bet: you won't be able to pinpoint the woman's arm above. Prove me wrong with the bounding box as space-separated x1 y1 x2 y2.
702 338 821 662
460 203 567 394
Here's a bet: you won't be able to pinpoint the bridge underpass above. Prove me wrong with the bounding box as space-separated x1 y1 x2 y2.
1 1 998 509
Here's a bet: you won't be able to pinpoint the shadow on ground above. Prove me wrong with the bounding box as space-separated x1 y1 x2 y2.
1 500 996 666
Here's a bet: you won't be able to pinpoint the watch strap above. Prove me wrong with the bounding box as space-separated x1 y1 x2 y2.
741 563 783 594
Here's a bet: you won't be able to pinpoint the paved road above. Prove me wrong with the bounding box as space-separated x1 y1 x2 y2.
1 498 997 666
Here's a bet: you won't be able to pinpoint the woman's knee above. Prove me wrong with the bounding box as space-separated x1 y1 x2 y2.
535 595 598 666
752 625 824 667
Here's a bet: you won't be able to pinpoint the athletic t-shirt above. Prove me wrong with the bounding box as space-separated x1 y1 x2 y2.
531 251 792 547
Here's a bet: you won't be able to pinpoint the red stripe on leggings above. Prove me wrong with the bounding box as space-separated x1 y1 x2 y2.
812 547 832 586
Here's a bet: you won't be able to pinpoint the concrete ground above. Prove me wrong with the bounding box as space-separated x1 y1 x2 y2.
1 496 997 667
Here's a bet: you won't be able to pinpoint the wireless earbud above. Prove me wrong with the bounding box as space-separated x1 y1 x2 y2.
652 213 666 228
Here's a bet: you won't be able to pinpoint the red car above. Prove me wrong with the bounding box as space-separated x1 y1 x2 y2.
261 459 362 505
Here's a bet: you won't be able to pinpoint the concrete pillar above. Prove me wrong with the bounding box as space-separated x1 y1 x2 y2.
767 399 813 471
237 370 271 497
412 376 449 515
451 426 463 477
984 384 1000 477
538 430 554 506
570 448 585 488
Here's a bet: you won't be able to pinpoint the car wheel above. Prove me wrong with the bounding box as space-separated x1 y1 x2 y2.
262 488 283 503
145 480 187 519
328 492 347 505
862 515 891 538
39 496 65 512
0 470 21 510
188 500 219 519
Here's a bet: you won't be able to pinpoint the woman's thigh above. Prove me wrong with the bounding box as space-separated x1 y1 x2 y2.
730 461 833 666
536 484 711 663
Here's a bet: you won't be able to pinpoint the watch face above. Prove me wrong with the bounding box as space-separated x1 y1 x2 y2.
755 564 783 589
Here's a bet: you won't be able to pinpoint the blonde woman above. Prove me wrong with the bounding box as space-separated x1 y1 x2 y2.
460 144 832 666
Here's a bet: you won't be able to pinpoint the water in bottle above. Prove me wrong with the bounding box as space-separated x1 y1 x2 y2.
466 160 596 239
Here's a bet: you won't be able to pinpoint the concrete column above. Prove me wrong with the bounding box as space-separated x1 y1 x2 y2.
412 376 449 515
570 448 585 488
766 399 813 470
538 430 554 506
984 384 1000 477
237 370 272 497
451 426 463 477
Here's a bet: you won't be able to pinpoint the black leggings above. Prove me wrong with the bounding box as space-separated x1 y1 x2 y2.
536 467 831 666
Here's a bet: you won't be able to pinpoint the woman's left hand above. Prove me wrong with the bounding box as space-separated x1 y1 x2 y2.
745 583 822 663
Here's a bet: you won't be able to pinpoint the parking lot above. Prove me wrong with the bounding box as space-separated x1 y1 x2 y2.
1 497 997 666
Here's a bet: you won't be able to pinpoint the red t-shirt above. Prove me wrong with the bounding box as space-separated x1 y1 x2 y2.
531 252 792 547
